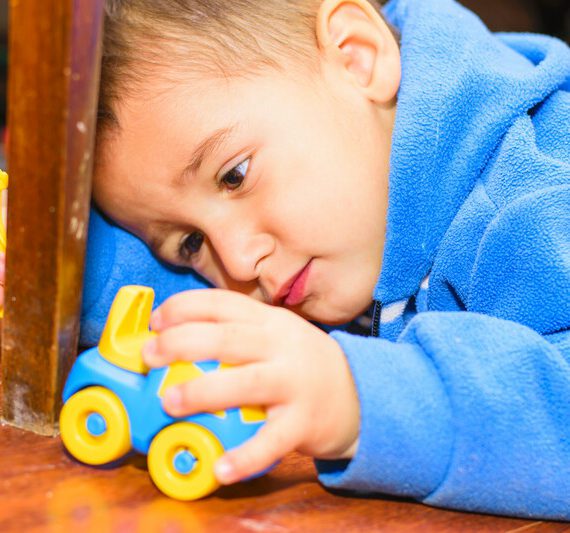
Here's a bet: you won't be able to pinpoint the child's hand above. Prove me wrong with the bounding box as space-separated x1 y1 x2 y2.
142 289 360 485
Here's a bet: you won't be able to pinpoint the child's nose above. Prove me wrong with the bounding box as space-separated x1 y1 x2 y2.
214 228 275 282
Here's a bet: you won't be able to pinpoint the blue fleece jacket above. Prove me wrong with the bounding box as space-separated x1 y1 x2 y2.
81 0 570 519
317 0 570 520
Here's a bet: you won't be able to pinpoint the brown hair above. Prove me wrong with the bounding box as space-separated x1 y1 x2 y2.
98 0 386 133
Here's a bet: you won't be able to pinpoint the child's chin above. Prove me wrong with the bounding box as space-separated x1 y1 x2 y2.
303 306 362 327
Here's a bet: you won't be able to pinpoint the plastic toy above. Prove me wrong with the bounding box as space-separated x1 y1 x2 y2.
60 285 267 500
0 169 8 319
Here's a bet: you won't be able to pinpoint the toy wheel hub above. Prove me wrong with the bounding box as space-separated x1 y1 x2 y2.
86 412 107 437
173 448 197 475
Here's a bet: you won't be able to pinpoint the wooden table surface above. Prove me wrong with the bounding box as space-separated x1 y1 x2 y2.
0 423 568 532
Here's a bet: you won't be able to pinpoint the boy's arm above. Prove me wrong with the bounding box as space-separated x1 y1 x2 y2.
319 319 570 519
316 185 570 520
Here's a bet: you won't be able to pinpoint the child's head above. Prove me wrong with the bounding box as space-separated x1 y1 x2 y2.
93 0 401 325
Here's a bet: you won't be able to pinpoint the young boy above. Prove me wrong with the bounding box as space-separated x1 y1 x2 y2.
88 0 570 520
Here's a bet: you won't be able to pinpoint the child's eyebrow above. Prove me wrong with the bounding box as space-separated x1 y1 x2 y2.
175 124 238 186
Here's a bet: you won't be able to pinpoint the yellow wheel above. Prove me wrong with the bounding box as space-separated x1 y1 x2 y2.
60 386 131 465
147 422 224 500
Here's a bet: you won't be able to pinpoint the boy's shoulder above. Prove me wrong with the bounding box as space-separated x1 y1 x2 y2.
480 86 570 210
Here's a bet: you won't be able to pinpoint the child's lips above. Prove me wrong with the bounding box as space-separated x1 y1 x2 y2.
284 260 313 307
273 260 313 307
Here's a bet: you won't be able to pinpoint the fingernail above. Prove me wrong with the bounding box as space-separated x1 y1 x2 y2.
164 387 183 413
142 337 159 365
214 459 236 485
150 309 162 330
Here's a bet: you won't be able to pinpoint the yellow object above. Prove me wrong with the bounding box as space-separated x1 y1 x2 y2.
59 386 132 465
239 406 266 423
98 285 156 374
0 170 7 254
147 422 224 501
0 170 7 320
158 361 208 397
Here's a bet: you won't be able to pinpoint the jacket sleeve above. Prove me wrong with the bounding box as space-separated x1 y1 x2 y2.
316 185 570 520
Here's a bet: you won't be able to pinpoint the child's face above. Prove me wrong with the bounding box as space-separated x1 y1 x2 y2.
94 60 395 325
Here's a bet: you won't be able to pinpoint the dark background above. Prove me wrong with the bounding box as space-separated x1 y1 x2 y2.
0 0 568 132
461 0 569 41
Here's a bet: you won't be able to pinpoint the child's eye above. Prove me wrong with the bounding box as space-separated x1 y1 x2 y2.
219 158 250 190
179 231 204 260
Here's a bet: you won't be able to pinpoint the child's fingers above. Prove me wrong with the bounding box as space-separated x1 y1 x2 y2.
161 364 282 417
214 416 299 485
151 289 268 330
143 321 269 367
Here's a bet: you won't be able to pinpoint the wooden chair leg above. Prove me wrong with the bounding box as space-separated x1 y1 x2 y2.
1 0 104 435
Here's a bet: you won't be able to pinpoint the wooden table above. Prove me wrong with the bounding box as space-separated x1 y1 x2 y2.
0 423 567 532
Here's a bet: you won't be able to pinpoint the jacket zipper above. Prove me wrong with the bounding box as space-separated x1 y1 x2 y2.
371 300 382 338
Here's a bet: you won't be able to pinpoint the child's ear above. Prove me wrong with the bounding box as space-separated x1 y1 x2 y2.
316 0 400 104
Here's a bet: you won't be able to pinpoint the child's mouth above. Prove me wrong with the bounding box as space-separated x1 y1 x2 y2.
283 260 313 307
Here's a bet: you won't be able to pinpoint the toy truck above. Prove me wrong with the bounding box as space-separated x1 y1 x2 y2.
60 285 266 500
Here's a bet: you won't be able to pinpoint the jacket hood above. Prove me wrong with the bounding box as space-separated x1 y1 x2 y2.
376 0 570 304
